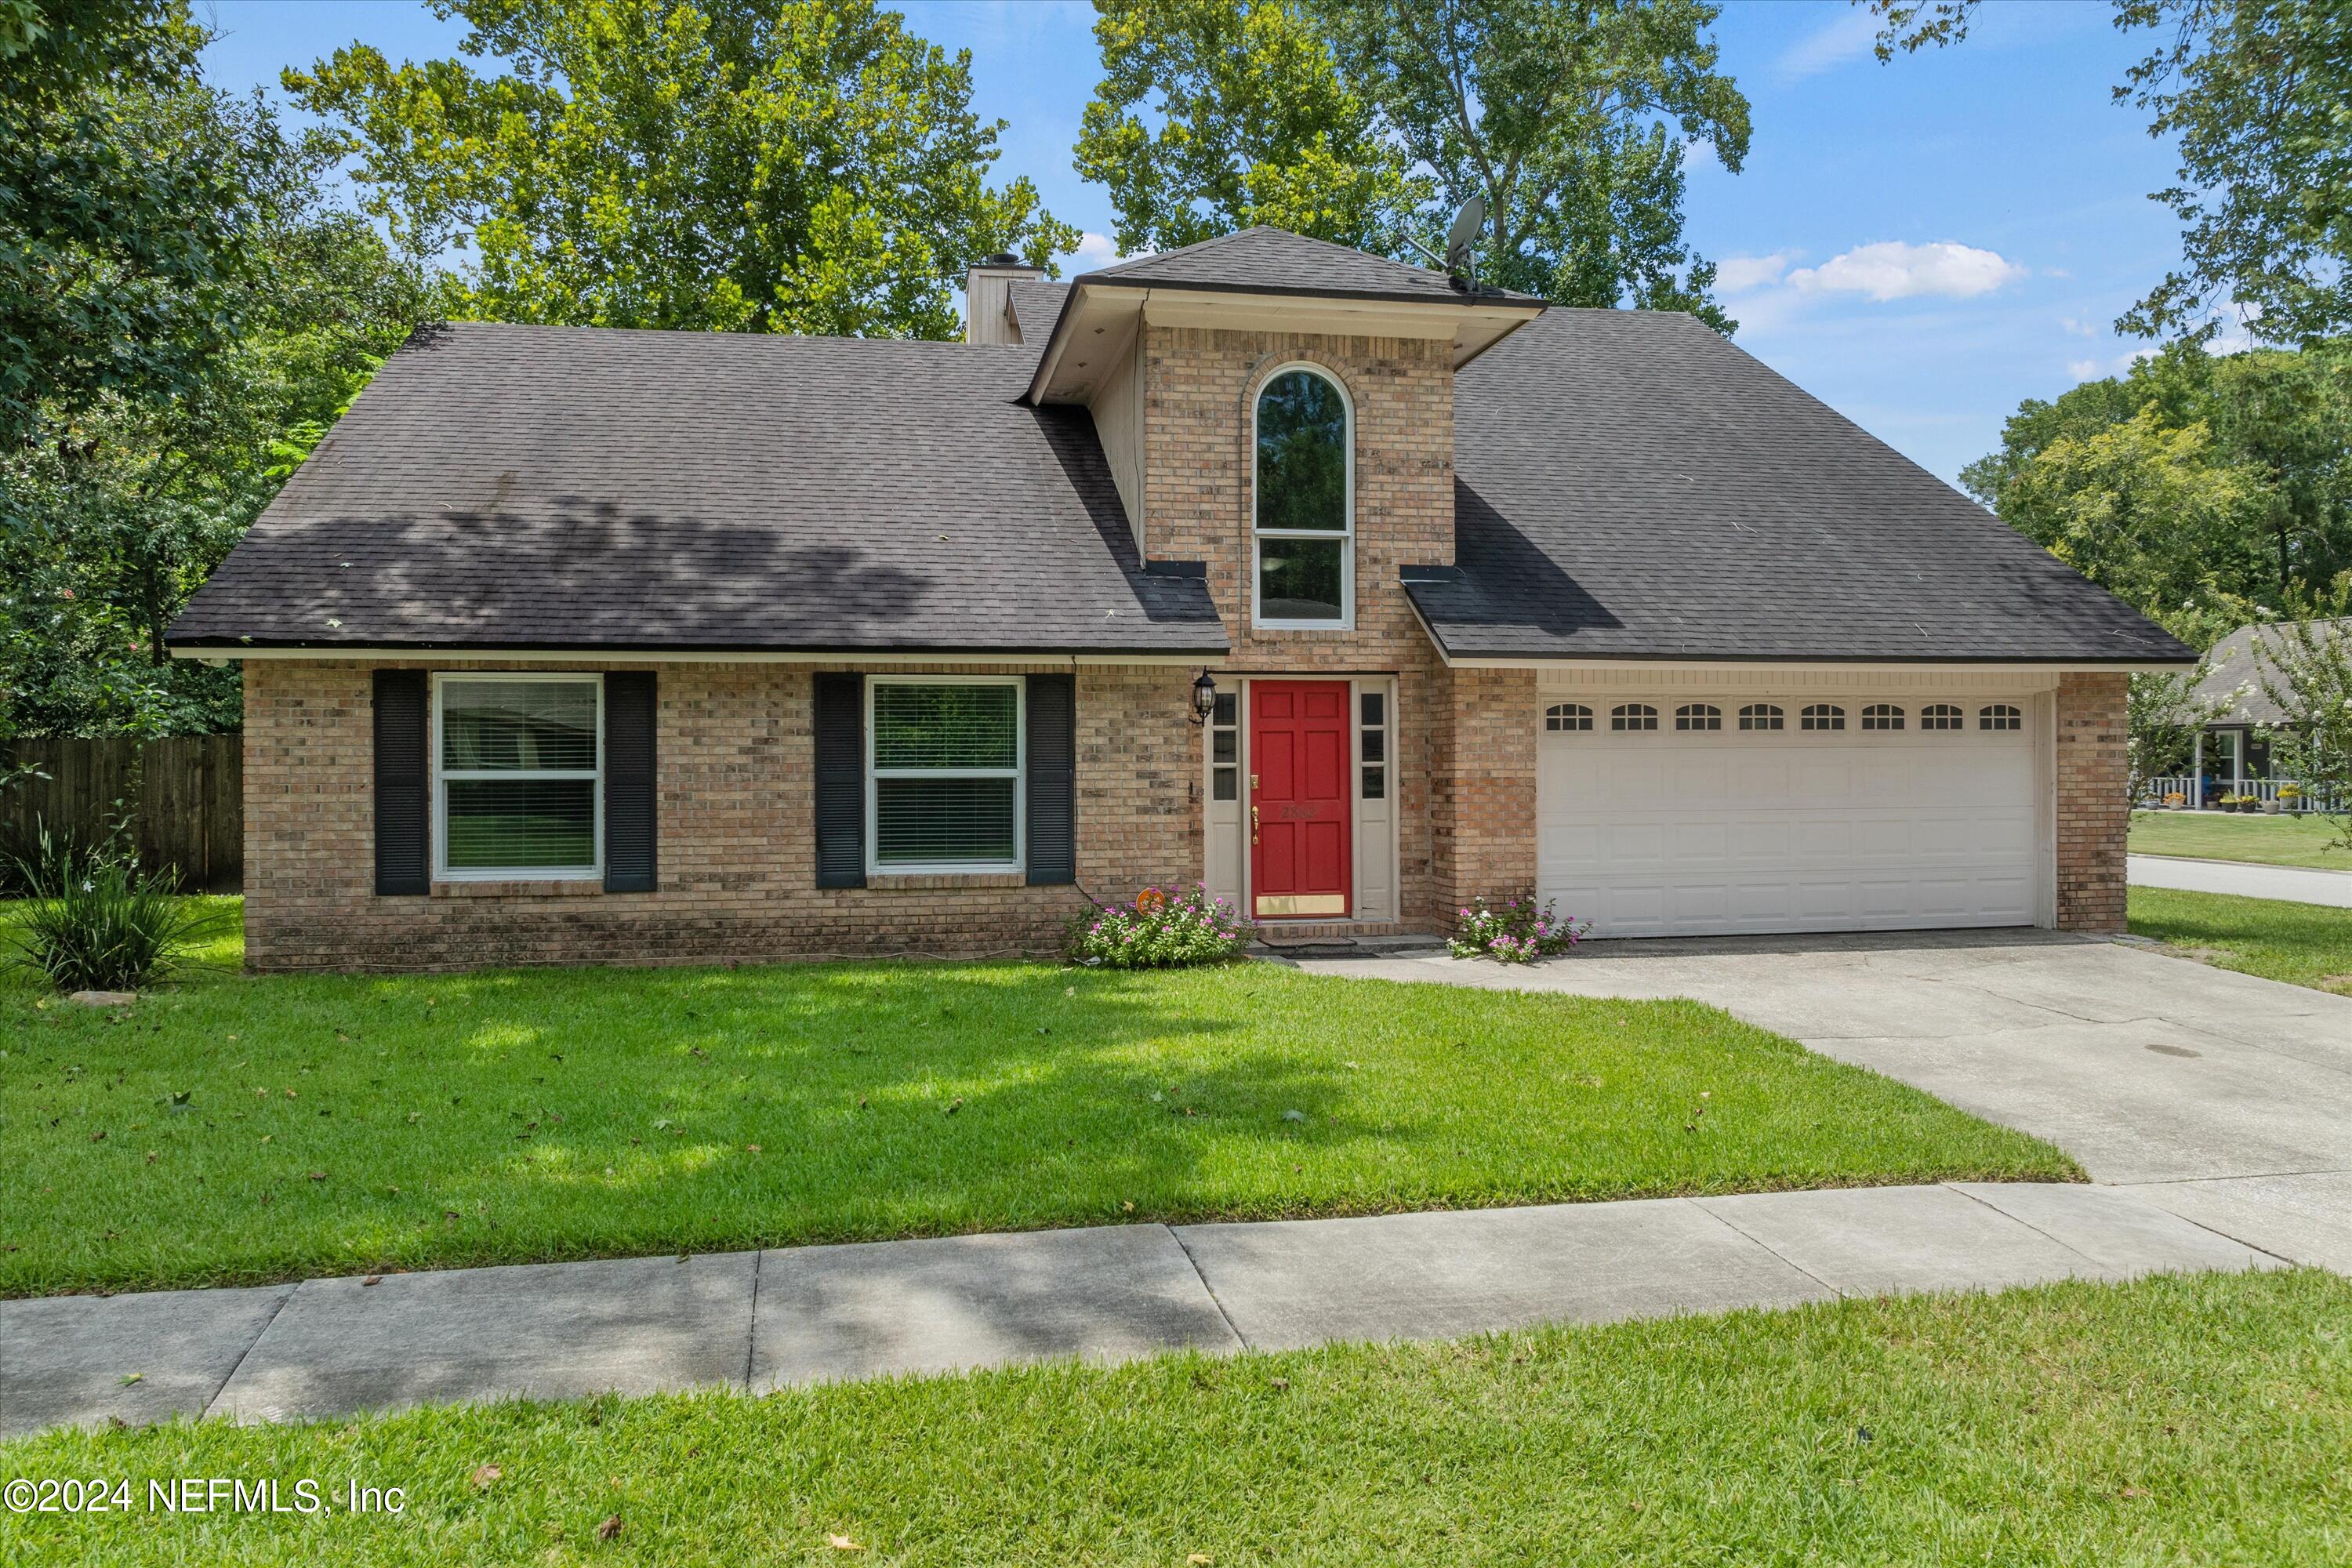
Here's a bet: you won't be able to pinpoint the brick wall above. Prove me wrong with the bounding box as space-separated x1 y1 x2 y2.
241 659 1199 972
1428 666 1539 916
2054 670 2129 932
1138 322 1487 927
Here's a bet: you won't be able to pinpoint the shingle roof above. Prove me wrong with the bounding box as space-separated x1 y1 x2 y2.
167 322 1226 656
1412 308 2196 664
2191 619 2350 724
1075 226 1537 306
1006 278 1069 343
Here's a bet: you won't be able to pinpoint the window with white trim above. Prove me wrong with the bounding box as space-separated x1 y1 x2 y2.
1253 366 1352 628
1800 703 1845 731
1359 690 1387 800
1675 702 1722 731
1980 703 2023 731
1738 702 1784 731
1861 703 1905 731
1545 702 1592 732
1209 690 1239 800
1611 702 1657 732
435 673 602 880
1922 702 1963 731
867 677 1023 873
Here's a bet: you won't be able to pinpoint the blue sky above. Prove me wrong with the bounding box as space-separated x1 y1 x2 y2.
199 0 2190 487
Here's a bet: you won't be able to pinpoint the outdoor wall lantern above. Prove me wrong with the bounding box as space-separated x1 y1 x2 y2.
1189 670 1218 726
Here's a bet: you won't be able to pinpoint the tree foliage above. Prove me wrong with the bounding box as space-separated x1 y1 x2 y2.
2252 617 2352 850
1075 0 1750 328
2 69 429 738
1864 0 2352 346
0 0 255 448
286 0 1077 339
1965 340 2352 642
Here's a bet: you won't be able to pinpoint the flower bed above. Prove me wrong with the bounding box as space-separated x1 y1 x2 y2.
1067 885 1254 969
1447 895 1588 964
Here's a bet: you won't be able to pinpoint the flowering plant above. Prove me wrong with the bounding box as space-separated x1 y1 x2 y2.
1446 895 1588 964
1067 884 1254 969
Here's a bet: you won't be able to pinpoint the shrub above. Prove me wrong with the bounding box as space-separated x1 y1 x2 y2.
4 826 226 993
1067 884 1254 969
1447 895 1588 964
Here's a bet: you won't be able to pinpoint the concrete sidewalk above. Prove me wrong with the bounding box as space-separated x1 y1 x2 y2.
0 1181 2278 1437
2129 852 2352 907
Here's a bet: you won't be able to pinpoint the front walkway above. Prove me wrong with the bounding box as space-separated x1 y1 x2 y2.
2129 851 2352 906
0 1179 2275 1436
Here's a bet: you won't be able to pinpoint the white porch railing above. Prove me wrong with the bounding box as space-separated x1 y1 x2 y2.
2140 775 2338 810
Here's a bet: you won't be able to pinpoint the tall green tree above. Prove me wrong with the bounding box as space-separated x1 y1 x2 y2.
1965 340 2352 634
1074 0 1749 328
1 82 429 738
0 0 256 448
1867 0 2352 346
287 0 1077 339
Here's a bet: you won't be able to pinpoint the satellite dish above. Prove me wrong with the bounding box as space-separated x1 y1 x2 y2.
1443 194 1487 275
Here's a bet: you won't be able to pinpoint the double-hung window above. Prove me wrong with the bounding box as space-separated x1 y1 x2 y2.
1253 365 1352 628
867 677 1024 873
435 673 603 880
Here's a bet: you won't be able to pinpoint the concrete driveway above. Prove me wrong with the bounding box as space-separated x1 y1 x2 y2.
1300 931 2352 1272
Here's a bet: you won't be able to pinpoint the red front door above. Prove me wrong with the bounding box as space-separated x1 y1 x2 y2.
1250 680 1352 918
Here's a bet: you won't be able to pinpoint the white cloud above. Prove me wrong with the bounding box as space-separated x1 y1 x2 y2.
2060 315 2100 338
1773 9 1881 83
1715 250 1799 294
1065 231 1152 273
1784 241 2027 301
2065 358 2106 381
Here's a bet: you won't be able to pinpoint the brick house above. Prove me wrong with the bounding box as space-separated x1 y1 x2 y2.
166 228 2192 971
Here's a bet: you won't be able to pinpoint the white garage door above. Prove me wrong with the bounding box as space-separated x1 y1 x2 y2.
1537 699 2044 938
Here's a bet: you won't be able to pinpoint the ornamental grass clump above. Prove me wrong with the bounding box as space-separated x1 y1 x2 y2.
1067 885 1254 969
1447 895 1588 964
5 826 227 993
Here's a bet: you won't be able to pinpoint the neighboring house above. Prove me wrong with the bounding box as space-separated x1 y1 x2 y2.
2180 618 2349 806
167 227 2194 971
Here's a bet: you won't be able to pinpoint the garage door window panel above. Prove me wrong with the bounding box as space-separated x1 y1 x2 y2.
1611 703 1657 732
1801 704 1845 731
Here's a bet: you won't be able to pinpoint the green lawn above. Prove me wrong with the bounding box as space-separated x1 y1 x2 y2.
2129 808 2349 869
2129 886 2352 996
0 898 2072 1298
2 1269 2344 1566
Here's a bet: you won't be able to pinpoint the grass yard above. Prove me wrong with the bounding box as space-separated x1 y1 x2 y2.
0 898 2072 1298
2129 886 2352 996
2 1269 2346 1566
2129 808 2349 869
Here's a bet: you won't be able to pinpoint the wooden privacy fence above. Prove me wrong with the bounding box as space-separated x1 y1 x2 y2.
1 735 241 891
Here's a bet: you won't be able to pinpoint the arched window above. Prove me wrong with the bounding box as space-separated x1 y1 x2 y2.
1675 703 1722 731
1738 703 1784 731
1861 703 1905 731
1544 703 1592 732
1800 703 1845 731
1922 702 1963 731
1610 703 1658 732
1254 366 1351 627
1979 703 2023 731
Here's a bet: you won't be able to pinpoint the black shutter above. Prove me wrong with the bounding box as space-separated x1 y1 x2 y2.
813 673 866 888
1025 673 1076 885
604 671 657 892
372 670 429 895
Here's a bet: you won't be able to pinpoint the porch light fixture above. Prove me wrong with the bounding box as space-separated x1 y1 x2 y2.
1189 670 1218 726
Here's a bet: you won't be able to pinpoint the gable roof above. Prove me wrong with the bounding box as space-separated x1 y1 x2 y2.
2190 619 2350 724
1006 278 1069 343
166 322 1226 656
1072 225 1538 307
1410 308 2196 665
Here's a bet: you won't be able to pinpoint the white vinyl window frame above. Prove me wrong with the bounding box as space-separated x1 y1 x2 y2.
430 670 604 883
1250 362 1356 632
864 673 1026 877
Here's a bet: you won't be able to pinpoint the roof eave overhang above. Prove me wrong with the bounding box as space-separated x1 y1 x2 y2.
169 641 1228 666
1027 281 1544 405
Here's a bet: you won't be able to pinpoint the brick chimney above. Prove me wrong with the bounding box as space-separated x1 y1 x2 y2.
964 252 1045 346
